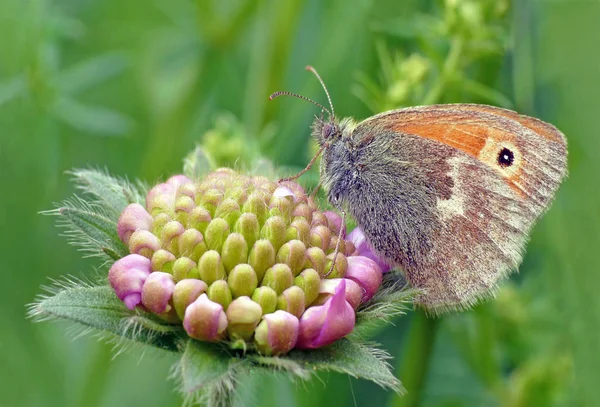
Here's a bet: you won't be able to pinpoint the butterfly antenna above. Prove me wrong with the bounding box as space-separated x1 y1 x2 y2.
269 91 331 116
305 65 335 118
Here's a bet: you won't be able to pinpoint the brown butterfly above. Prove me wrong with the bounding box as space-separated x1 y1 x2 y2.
271 66 567 314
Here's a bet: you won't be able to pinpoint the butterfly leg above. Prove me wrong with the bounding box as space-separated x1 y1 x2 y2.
278 143 327 183
325 209 346 277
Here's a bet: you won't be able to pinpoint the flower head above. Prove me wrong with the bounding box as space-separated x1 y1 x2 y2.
107 170 384 354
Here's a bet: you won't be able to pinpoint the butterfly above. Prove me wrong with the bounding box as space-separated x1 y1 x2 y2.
271 66 567 314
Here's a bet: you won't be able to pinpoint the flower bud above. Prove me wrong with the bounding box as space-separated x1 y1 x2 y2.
226 297 262 340
251 286 277 315
227 264 258 298
277 240 306 276
262 264 293 295
305 247 326 275
172 256 198 281
207 280 233 310
292 203 312 223
184 294 228 342
174 195 195 225
178 228 207 262
141 272 176 314
151 212 171 236
254 311 299 355
277 286 305 318
198 189 224 215
345 256 383 302
314 278 362 310
260 216 287 252
221 233 248 272
311 211 328 227
204 218 230 252
173 279 208 320
234 213 260 249
248 239 276 283
151 249 176 272
242 192 268 224
286 218 310 245
128 230 161 258
108 254 152 310
146 182 176 214
215 197 242 227
347 227 391 272
188 206 212 234
297 279 355 349
309 225 332 252
161 221 185 254
323 211 344 236
117 203 152 245
196 250 226 285
325 252 348 278
294 269 320 305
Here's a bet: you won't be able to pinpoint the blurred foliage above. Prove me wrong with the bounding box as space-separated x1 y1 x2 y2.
0 0 598 407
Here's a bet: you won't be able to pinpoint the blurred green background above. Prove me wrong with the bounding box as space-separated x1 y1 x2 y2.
1 0 598 406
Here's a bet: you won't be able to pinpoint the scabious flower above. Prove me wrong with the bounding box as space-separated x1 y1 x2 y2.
107 170 384 354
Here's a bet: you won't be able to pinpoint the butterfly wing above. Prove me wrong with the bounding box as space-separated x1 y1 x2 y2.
343 104 567 313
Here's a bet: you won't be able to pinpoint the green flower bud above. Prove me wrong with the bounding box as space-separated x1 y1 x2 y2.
328 236 346 255
260 216 287 252
234 213 260 249
188 206 212 234
242 192 269 224
262 264 293 295
174 195 195 225
161 221 185 255
277 286 305 318
309 225 332 252
248 239 276 284
198 189 224 216
226 296 262 340
251 286 277 315
173 279 208 320
254 311 299 356
128 230 161 258
151 249 176 272
305 247 326 276
269 195 294 220
294 268 321 305
227 264 258 298
204 218 230 252
207 279 233 310
197 250 226 284
325 252 348 278
172 256 198 281
311 212 328 228
224 186 247 203
292 203 312 223
214 197 242 226
178 228 207 262
286 218 310 245
151 212 172 236
277 240 307 276
221 233 248 273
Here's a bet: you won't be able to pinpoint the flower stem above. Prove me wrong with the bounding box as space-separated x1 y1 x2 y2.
389 310 439 407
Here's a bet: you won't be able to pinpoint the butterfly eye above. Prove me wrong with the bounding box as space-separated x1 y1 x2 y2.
497 147 514 167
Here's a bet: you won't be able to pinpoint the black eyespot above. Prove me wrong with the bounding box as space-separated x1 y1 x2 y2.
497 147 514 167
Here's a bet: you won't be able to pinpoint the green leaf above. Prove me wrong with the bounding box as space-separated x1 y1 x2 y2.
44 197 128 261
177 340 238 394
29 285 181 352
183 146 215 180
52 96 134 136
285 339 403 394
58 53 128 94
247 355 311 380
70 168 147 217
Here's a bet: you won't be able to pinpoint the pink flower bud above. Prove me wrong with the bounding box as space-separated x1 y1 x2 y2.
173 279 208 320
141 272 176 314
108 254 152 310
254 311 299 355
273 185 295 201
128 230 161 258
315 278 362 310
117 203 153 245
183 294 228 342
323 211 345 237
296 279 355 349
347 227 391 273
345 255 383 302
